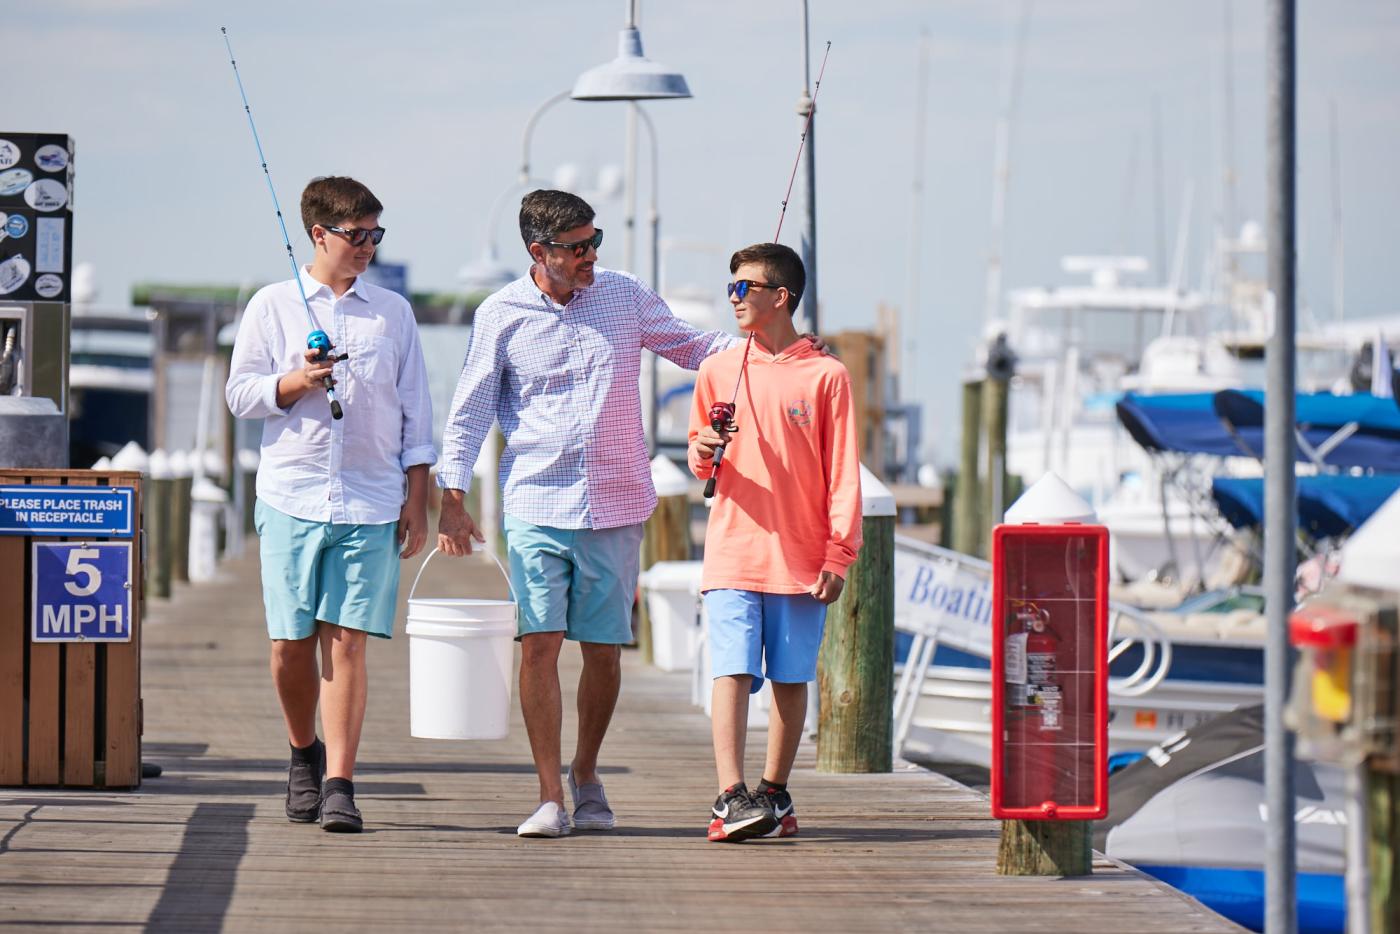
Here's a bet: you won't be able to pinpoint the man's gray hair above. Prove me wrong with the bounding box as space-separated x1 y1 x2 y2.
519 190 595 252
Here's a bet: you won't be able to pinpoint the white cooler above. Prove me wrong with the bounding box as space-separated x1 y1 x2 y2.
638 560 704 672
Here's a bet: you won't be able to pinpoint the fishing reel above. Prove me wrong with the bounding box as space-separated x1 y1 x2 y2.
702 401 739 499
307 329 348 420
708 401 737 434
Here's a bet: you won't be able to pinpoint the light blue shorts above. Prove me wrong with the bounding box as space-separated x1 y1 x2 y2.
504 515 643 644
704 589 828 693
254 499 401 641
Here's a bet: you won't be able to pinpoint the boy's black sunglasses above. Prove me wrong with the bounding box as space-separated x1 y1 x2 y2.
324 225 386 247
541 228 604 258
727 279 782 300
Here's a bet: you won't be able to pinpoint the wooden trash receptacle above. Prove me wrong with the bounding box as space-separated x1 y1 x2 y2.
0 468 143 789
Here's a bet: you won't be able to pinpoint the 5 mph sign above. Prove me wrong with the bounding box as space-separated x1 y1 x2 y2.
31 542 133 642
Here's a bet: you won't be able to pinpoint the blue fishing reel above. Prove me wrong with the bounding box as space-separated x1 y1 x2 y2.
306 329 344 420
307 329 332 361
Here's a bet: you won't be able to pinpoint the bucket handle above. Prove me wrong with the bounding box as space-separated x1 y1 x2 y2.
409 546 517 606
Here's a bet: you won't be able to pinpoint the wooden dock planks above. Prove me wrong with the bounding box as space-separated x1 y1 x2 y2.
0 549 1245 932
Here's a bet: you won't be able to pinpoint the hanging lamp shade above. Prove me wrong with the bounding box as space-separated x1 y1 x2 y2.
570 27 691 101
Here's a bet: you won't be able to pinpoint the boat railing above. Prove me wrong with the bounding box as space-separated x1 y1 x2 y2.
892 536 1177 750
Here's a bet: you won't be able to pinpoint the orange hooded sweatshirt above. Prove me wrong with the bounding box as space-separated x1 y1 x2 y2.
687 336 863 594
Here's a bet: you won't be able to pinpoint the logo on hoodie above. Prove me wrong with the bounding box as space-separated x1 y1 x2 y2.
786 399 813 428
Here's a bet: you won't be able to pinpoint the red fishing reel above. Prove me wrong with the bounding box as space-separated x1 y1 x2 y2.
703 401 738 500
708 401 737 433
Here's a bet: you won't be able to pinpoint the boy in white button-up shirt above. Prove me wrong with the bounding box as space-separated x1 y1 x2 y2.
226 176 436 833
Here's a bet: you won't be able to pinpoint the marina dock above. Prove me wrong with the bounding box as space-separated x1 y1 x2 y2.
0 550 1243 932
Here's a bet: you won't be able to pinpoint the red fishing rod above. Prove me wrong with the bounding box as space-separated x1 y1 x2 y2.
703 41 831 500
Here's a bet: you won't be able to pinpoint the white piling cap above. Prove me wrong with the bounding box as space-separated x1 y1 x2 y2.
651 454 690 498
860 463 895 517
1004 472 1098 525
168 449 191 478
201 449 225 479
1339 488 1400 591
91 456 112 471
109 441 148 473
147 449 173 480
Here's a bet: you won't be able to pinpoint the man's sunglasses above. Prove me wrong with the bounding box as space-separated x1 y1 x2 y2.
727 279 783 300
324 225 386 247
541 228 604 258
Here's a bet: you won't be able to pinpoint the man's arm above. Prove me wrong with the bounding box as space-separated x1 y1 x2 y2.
636 278 738 370
436 305 504 556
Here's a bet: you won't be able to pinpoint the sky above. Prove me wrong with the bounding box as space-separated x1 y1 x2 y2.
12 0 1400 465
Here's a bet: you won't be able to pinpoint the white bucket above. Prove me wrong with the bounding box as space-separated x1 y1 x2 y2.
406 548 518 740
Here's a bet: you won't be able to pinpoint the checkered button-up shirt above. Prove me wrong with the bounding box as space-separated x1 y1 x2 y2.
439 267 735 529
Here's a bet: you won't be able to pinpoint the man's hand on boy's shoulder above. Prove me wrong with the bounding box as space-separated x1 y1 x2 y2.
801 332 835 357
810 571 845 605
691 423 731 461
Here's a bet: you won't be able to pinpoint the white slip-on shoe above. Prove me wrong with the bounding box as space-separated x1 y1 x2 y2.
568 769 617 831
517 800 572 838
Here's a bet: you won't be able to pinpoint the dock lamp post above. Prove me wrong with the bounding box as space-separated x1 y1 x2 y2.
570 0 690 453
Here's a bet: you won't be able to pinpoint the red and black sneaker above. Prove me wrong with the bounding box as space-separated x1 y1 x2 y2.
707 782 777 842
753 781 798 838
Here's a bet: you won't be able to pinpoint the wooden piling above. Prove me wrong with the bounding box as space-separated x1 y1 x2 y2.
146 453 172 600
981 372 1010 528
639 490 690 662
170 453 191 584
817 508 895 773
954 378 983 557
996 820 1092 876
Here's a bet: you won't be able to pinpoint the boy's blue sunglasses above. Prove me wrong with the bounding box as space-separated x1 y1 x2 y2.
727 279 782 300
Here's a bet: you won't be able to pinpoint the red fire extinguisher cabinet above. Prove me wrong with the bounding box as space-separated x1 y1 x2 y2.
990 522 1108 820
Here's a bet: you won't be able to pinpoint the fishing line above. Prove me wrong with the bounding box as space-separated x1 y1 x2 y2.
220 25 344 420
706 41 832 499
773 40 831 242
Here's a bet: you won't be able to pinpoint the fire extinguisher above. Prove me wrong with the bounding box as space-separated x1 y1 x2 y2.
1005 600 1062 807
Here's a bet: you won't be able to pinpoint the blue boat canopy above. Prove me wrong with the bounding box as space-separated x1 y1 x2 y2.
1116 390 1400 471
1211 475 1400 538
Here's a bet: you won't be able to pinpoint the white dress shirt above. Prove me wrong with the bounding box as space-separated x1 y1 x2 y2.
226 266 437 525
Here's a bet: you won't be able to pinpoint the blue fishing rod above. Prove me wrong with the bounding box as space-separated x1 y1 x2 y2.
220 25 345 420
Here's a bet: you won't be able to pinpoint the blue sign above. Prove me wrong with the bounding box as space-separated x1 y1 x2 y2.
0 485 133 536
360 260 408 297
31 542 133 643
4 213 28 239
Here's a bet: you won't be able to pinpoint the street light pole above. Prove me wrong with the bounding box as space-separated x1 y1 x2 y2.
1264 1 1298 931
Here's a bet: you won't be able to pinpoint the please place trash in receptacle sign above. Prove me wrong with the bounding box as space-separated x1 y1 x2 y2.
31 542 133 642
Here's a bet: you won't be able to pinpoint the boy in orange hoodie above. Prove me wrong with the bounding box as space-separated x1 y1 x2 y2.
688 242 863 842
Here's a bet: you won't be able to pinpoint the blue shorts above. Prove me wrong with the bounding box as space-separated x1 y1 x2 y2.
254 499 401 641
504 515 643 644
704 589 828 693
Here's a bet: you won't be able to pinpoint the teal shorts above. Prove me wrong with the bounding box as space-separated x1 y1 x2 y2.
504 515 643 644
254 499 401 641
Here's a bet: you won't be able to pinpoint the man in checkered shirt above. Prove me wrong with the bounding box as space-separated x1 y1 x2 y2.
438 189 755 838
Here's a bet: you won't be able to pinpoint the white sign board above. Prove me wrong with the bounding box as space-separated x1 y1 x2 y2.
893 537 994 658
